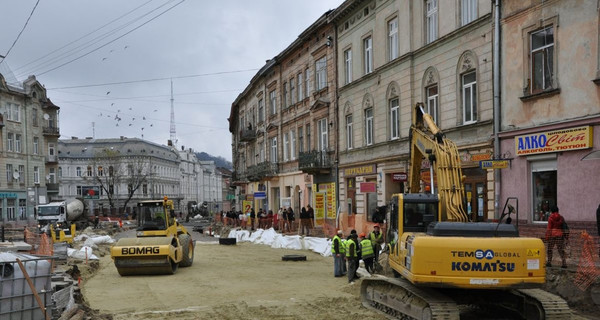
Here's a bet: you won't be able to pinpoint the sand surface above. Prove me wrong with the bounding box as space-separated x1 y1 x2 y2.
82 240 386 320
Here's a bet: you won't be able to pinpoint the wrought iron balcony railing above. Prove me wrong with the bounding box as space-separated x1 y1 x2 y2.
239 128 256 142
298 150 332 172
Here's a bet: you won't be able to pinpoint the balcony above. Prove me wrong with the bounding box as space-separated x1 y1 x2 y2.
46 183 59 192
239 128 256 142
247 162 279 181
299 150 332 174
231 171 247 185
42 126 60 137
46 155 58 163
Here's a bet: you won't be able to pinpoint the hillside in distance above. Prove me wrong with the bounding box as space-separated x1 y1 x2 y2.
196 152 232 170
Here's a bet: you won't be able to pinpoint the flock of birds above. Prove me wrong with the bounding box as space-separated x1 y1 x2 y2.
97 92 161 139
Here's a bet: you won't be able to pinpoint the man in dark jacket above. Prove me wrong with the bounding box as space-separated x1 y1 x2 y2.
346 233 360 283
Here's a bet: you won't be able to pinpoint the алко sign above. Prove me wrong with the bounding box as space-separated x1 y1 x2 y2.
515 126 593 156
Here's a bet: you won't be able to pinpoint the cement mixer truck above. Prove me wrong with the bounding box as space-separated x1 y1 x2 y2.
36 198 90 232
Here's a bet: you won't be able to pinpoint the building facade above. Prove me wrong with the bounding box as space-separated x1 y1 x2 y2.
330 0 495 231
58 137 182 215
499 0 600 233
230 12 338 222
0 73 59 224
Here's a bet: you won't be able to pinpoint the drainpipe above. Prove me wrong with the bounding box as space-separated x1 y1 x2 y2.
493 0 502 219
333 23 340 229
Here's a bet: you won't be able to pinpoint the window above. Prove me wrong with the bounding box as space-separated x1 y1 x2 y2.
32 108 38 126
316 56 327 90
18 165 24 183
290 129 296 160
283 82 288 108
6 164 12 183
305 68 311 96
346 114 353 150
344 49 352 84
258 99 264 123
143 184 148 195
34 166 39 184
48 143 55 157
259 142 265 162
49 168 55 183
365 108 374 146
7 133 13 152
364 36 373 74
109 166 114 176
109 184 114 195
270 137 278 163
7 199 15 221
98 166 103 176
298 127 304 153
290 78 296 104
33 137 39 154
269 90 277 115
390 98 400 139
283 132 289 161
306 124 311 151
76 167 82 177
19 199 26 220
462 71 477 124
15 134 21 153
7 103 20 122
87 166 93 176
530 26 554 93
461 0 477 26
297 73 303 101
58 167 62 178
426 0 438 44
388 17 399 61
531 160 557 223
318 118 328 151
426 85 439 124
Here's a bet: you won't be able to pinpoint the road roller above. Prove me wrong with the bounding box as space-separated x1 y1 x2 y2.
110 197 194 276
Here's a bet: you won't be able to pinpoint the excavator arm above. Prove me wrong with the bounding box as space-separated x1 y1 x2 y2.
408 103 469 222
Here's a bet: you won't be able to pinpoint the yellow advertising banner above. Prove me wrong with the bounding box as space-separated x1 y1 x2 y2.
314 192 326 226
242 201 252 214
515 126 593 156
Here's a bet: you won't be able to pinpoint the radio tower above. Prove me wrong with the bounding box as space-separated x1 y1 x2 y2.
169 79 177 147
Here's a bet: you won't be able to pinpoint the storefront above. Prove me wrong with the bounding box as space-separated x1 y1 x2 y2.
500 123 600 226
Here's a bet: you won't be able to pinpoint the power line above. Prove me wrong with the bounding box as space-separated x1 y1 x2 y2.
12 0 155 74
0 0 41 64
35 0 185 77
46 69 258 90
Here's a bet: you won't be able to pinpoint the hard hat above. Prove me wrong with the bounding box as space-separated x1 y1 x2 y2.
374 224 380 228
359 233 366 238
337 230 343 235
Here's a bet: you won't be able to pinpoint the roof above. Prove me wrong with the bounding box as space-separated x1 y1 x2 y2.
58 137 180 162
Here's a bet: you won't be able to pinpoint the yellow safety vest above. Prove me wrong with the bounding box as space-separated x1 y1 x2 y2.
360 238 374 258
346 239 358 258
331 235 345 254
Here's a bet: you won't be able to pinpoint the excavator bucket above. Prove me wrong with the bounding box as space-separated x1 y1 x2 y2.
110 236 181 276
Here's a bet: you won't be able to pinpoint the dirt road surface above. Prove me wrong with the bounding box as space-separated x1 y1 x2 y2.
82 236 386 320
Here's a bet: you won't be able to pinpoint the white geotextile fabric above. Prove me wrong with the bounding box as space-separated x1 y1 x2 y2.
227 228 333 257
67 246 99 260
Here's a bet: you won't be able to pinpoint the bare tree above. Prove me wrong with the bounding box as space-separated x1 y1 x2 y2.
84 149 151 214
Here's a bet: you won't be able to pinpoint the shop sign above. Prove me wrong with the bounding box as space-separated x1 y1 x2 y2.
471 153 492 162
515 126 593 156
480 160 509 169
0 192 17 198
392 172 407 182
344 164 376 177
360 182 376 193
254 192 266 199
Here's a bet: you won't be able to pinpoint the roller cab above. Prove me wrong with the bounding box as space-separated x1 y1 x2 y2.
110 198 194 276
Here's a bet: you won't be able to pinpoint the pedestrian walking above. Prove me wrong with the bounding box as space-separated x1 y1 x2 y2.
307 204 315 232
331 230 346 277
346 233 360 283
359 233 375 274
287 207 295 232
250 208 256 231
546 205 567 268
277 207 284 232
300 207 310 236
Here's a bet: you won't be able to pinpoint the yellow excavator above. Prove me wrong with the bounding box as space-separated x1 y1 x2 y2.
110 197 194 276
360 103 572 319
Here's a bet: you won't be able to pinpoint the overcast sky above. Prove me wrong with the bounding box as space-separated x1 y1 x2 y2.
0 0 343 162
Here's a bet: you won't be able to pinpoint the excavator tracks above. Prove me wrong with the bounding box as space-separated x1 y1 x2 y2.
361 276 460 320
512 288 572 320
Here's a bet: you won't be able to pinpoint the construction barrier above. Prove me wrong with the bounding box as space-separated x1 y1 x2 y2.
573 231 600 291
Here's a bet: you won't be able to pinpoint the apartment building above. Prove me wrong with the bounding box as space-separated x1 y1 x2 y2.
498 0 600 232
0 72 59 224
330 0 495 230
230 12 338 220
